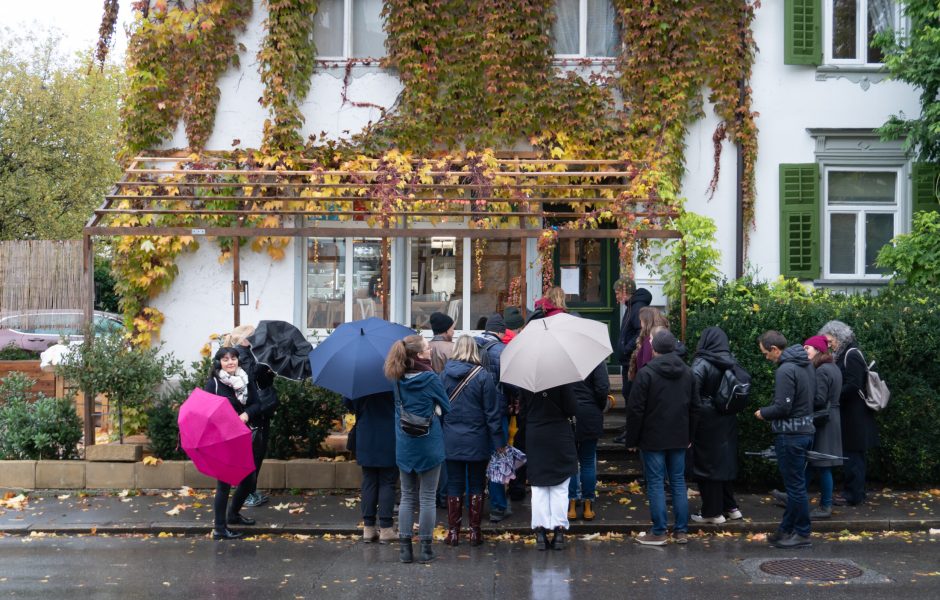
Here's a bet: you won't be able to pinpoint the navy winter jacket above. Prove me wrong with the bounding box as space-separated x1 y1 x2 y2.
439 360 506 462
475 332 507 412
343 391 396 468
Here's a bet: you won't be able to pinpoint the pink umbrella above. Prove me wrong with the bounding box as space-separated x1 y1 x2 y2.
178 389 255 486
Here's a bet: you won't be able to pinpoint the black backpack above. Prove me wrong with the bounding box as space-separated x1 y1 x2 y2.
475 337 500 370
713 362 751 414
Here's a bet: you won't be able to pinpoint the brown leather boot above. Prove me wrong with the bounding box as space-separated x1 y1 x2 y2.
567 499 578 520
583 499 595 521
468 494 484 546
444 496 462 546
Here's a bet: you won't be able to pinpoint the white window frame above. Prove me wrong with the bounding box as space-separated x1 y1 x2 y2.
823 0 903 66
553 0 620 59
822 166 901 280
315 0 386 60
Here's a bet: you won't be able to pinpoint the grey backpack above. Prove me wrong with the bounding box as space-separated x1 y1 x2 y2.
848 348 890 411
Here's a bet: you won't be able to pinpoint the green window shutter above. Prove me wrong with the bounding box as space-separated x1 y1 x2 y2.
784 0 822 65
912 162 940 214
779 163 820 279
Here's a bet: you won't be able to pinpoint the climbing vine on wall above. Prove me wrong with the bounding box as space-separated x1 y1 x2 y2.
258 0 319 155
122 0 252 154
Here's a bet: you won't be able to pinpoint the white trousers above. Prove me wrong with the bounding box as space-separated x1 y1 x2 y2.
530 478 571 530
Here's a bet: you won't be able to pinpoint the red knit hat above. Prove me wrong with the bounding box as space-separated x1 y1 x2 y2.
803 335 829 354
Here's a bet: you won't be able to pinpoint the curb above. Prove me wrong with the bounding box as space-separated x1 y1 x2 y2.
5 518 938 537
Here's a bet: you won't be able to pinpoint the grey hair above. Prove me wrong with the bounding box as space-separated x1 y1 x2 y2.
451 335 482 365
818 320 855 357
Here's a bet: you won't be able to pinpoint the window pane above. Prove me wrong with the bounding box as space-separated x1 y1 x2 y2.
558 239 603 303
314 0 344 57
866 0 895 63
865 213 894 274
353 238 384 321
410 237 461 331
830 213 857 274
586 0 620 57
470 240 522 330
307 238 346 328
352 0 386 58
832 0 857 59
552 0 580 55
828 171 897 204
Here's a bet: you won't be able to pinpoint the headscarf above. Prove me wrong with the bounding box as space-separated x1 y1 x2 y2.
694 326 736 370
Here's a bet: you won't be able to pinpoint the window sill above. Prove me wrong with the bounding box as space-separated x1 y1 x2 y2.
815 65 889 90
813 278 890 287
551 57 618 67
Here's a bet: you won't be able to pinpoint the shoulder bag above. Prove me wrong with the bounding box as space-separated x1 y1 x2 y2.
449 365 483 403
396 382 432 438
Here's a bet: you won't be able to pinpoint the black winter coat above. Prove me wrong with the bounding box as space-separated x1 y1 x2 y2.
236 346 279 429
524 384 578 486
691 356 738 481
759 345 816 435
837 344 879 451
439 360 505 462
343 392 396 468
624 352 695 451
618 288 652 370
572 363 610 442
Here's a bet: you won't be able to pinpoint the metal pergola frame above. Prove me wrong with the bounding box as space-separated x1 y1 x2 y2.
81 154 687 445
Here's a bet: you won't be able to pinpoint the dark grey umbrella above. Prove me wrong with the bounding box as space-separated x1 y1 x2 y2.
246 320 313 381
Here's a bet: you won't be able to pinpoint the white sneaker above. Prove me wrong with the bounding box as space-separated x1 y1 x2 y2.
690 514 726 524
724 509 743 520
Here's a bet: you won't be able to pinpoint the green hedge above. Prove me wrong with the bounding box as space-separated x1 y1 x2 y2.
0 372 82 460
684 278 940 487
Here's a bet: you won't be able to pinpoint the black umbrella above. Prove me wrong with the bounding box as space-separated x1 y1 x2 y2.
246 320 313 381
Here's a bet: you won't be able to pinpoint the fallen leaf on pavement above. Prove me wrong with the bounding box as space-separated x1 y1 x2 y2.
288 507 305 515
57 494 70 500
272 503 291 511
178 486 195 497
143 456 162 466
0 494 28 510
165 503 188 516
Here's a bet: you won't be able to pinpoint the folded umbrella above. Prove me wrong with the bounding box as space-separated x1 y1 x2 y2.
246 320 313 381
178 388 255 486
309 317 415 399
500 312 612 393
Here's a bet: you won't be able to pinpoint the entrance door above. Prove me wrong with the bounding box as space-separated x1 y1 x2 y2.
554 239 621 370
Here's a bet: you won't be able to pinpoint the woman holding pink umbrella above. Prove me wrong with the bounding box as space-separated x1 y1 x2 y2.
204 347 260 540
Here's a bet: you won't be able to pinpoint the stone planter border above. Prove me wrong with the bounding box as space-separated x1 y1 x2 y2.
0 459 360 491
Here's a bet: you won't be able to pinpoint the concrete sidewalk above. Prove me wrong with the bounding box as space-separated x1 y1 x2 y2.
1 485 938 537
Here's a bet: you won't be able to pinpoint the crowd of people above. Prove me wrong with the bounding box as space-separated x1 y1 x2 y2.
202 281 880 557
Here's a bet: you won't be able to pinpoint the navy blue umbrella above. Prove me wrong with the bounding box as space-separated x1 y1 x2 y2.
308 317 415 399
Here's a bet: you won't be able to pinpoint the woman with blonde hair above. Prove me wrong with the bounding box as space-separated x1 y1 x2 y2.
439 336 504 546
385 334 451 563
530 286 568 320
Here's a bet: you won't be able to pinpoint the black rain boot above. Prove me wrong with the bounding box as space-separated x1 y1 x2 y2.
551 527 566 550
399 536 414 563
418 539 435 563
535 527 549 551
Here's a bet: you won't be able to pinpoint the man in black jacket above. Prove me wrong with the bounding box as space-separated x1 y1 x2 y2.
755 330 816 549
624 330 695 545
613 280 652 444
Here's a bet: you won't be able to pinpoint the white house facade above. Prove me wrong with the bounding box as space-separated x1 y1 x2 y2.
137 0 923 364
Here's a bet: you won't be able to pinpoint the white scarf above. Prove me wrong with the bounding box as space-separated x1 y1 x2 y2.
218 368 250 405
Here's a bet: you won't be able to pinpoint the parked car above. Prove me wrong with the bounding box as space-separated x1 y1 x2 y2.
0 310 124 352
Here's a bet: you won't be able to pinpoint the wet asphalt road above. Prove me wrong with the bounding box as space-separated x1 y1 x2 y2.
0 532 938 599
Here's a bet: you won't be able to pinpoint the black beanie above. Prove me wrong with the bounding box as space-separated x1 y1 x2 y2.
429 312 454 335
652 330 677 354
485 312 506 333
503 306 524 330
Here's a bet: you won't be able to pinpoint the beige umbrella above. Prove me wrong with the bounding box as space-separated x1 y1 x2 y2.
500 313 613 392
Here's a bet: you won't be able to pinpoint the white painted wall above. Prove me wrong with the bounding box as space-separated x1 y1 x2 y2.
150 239 296 364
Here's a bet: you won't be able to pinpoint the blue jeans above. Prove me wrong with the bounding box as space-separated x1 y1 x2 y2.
568 439 598 500
640 449 688 535
807 466 833 508
488 416 510 511
775 434 813 538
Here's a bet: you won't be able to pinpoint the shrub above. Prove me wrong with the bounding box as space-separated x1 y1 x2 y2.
0 372 82 460
686 278 940 487
147 356 211 460
267 380 344 460
0 343 40 361
56 332 183 441
877 210 940 287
